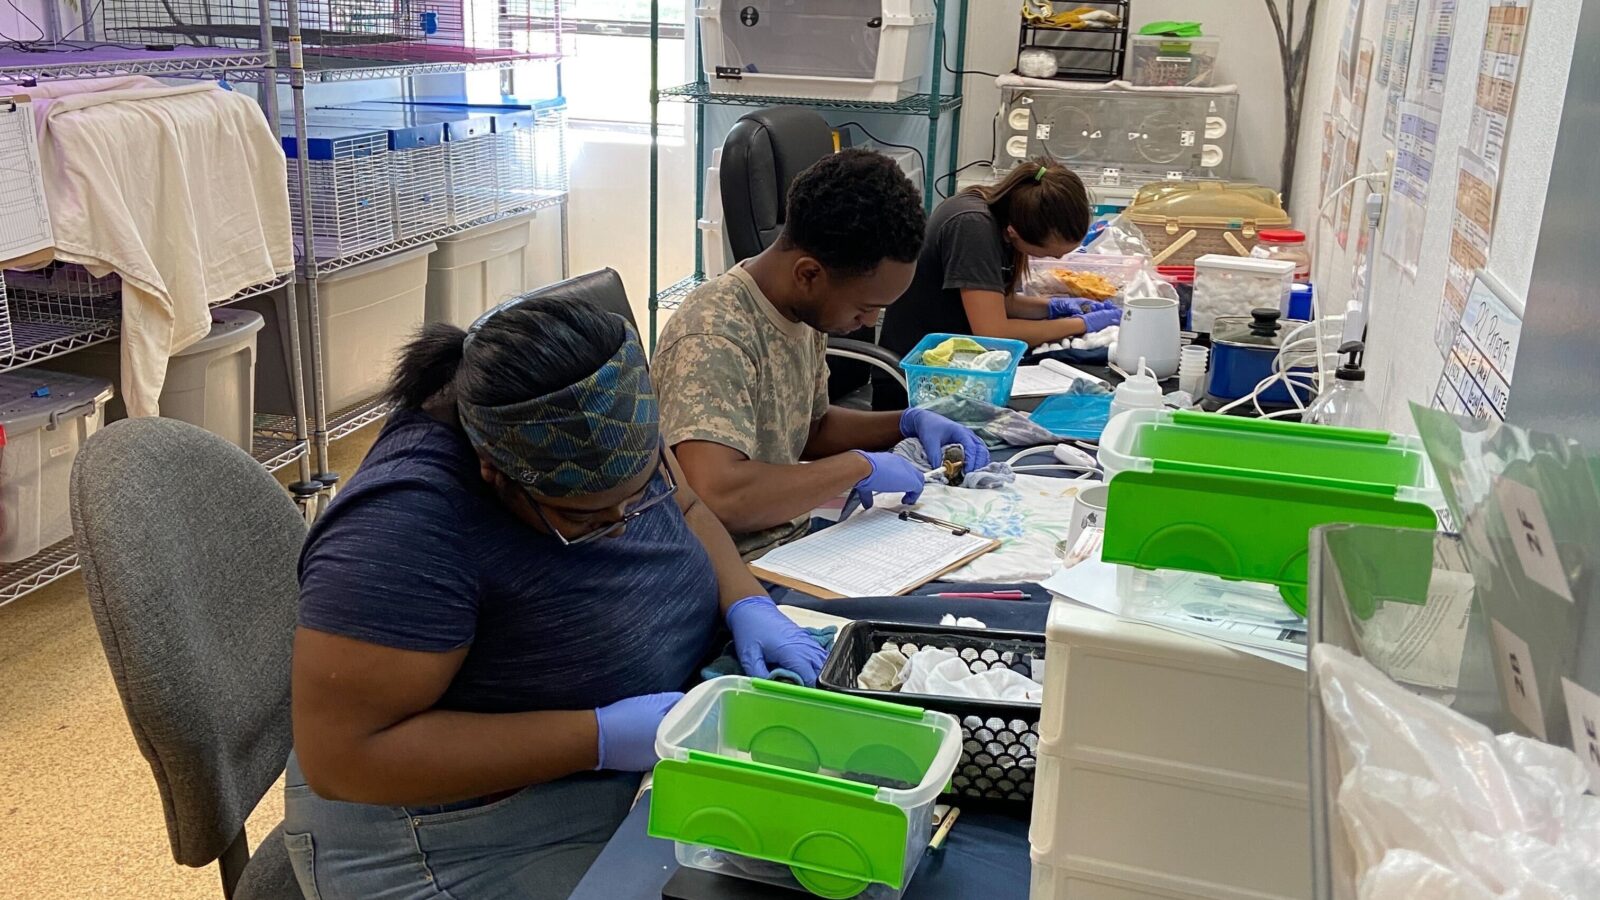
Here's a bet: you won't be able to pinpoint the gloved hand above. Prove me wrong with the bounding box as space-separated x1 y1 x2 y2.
1047 298 1118 319
1046 296 1090 319
1073 305 1123 333
726 595 828 685
594 692 682 771
900 407 991 470
852 450 925 510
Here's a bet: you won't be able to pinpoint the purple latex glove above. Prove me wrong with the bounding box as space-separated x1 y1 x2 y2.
1074 306 1123 333
1046 296 1092 319
852 450 925 510
726 596 829 685
594 692 683 771
899 407 991 471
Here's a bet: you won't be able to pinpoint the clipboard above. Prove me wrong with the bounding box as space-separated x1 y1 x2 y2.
749 507 1002 599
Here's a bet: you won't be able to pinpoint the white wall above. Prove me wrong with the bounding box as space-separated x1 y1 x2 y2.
954 1 1288 188
1287 0 1581 432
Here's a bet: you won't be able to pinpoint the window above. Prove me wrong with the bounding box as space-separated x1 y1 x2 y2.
536 0 689 131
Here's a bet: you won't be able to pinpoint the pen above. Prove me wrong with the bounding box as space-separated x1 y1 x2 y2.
933 590 1026 600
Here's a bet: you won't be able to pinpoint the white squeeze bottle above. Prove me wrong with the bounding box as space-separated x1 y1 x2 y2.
1110 357 1164 421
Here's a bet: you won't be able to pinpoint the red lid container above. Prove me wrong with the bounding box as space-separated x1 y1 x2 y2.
1256 229 1306 244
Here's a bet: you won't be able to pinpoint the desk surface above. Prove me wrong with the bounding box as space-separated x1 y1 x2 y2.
569 792 1032 900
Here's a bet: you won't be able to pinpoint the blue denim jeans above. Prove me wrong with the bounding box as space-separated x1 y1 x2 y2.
283 753 640 900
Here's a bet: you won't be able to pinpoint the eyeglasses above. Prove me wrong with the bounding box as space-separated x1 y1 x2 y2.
527 450 678 547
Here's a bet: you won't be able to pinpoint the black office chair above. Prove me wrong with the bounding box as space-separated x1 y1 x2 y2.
719 107 906 403
510 267 639 331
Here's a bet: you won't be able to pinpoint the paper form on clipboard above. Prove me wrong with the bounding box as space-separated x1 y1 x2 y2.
750 506 1000 598
0 97 53 263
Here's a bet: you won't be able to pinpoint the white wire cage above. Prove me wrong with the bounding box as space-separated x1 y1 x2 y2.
495 102 567 214
0 263 123 362
0 273 14 361
284 126 395 260
443 130 499 226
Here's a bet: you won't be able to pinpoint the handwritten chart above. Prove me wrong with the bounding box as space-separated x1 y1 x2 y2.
1433 270 1522 422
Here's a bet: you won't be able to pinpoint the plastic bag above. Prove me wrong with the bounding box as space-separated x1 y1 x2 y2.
1079 213 1152 258
1314 646 1600 899
1124 264 1180 303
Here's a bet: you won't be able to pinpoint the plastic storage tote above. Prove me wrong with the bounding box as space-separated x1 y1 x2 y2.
0 369 111 562
1126 34 1221 87
818 621 1044 813
424 213 537 328
899 333 1028 408
250 245 435 417
1030 601 1309 899
697 0 936 101
1097 409 1443 615
1002 87 1240 186
55 309 264 453
649 676 961 899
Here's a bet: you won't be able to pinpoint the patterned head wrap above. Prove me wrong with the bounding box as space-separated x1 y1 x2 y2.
457 323 660 498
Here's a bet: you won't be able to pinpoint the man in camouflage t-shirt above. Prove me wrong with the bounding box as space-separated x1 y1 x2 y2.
654 150 989 559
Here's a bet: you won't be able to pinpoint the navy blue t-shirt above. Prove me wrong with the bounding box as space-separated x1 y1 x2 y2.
298 408 722 714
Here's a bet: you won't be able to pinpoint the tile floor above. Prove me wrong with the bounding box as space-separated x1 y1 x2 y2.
0 425 380 897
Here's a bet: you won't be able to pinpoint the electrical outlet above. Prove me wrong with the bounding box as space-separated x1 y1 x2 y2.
1376 148 1398 230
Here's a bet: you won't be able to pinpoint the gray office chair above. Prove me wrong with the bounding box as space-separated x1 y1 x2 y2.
70 418 307 900
719 107 908 401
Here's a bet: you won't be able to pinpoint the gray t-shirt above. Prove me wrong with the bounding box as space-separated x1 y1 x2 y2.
653 265 829 558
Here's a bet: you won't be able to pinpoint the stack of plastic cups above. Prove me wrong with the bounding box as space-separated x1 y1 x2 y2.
1179 345 1209 398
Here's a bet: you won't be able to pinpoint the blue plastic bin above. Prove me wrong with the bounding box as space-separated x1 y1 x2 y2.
899 333 1028 407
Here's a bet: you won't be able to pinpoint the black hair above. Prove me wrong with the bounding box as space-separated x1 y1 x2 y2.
385 298 627 410
778 148 926 277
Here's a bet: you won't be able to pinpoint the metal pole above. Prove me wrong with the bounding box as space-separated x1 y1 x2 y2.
283 0 328 510
923 0 947 208
946 0 969 193
647 0 660 351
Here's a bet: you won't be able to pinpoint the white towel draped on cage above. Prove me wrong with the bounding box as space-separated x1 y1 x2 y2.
25 77 293 417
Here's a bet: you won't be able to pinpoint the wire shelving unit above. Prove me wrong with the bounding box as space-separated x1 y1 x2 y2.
645 0 971 348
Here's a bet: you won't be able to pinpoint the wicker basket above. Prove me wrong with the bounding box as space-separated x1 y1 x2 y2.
1126 181 1290 268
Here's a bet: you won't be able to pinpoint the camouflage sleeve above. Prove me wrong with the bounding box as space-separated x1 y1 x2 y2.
811 334 830 424
655 332 761 459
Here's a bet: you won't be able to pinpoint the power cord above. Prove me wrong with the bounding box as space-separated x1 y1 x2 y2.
942 41 1005 79
835 120 925 184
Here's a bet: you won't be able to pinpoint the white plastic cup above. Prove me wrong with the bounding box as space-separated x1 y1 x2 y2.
1066 484 1110 550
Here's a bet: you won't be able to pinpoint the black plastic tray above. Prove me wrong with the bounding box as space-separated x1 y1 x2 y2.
817 620 1045 815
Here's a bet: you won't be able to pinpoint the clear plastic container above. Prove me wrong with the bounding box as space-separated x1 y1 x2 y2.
650 677 961 899
899 333 1028 407
1127 34 1221 87
1191 254 1296 334
0 369 112 562
1250 229 1311 281
1029 254 1146 301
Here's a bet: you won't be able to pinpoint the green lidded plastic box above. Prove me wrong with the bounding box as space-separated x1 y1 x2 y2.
1097 410 1443 615
648 677 961 899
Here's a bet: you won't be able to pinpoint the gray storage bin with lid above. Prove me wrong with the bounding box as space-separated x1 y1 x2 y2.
55 308 265 453
0 368 112 563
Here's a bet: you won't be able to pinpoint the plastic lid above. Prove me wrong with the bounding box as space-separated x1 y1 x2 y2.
1126 182 1290 224
0 368 111 434
1194 254 1297 277
1155 265 1195 284
1211 311 1310 349
177 308 266 357
1256 229 1306 244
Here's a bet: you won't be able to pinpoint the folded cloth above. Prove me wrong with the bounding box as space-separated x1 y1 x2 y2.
29 79 293 416
901 648 1043 702
890 437 1016 489
856 648 910 691
700 626 837 685
921 336 988 367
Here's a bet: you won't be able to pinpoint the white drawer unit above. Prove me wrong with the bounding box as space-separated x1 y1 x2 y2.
998 86 1238 187
697 0 936 101
1030 601 1311 899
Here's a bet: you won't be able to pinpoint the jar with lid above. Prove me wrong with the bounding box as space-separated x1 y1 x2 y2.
1250 229 1311 281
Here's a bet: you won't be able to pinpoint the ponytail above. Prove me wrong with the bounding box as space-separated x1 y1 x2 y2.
386 322 468 409
964 157 1091 294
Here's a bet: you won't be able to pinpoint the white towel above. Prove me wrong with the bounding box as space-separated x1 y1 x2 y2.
31 80 293 416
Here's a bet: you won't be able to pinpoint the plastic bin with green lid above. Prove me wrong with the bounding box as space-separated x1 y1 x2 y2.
1097 409 1444 616
648 676 962 899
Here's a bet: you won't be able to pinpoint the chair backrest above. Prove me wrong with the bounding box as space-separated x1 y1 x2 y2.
720 107 835 262
512 267 638 333
70 418 306 869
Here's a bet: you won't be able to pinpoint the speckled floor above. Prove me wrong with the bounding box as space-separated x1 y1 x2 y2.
0 425 380 897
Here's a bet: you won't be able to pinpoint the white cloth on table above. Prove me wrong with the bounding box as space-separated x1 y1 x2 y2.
27 78 293 416
900 648 1043 702
906 473 1091 583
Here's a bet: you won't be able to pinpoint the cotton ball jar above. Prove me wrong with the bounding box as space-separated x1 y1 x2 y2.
1017 49 1058 78
1190 254 1296 334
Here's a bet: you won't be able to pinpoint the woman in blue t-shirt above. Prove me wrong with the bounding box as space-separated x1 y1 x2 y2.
284 296 827 900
